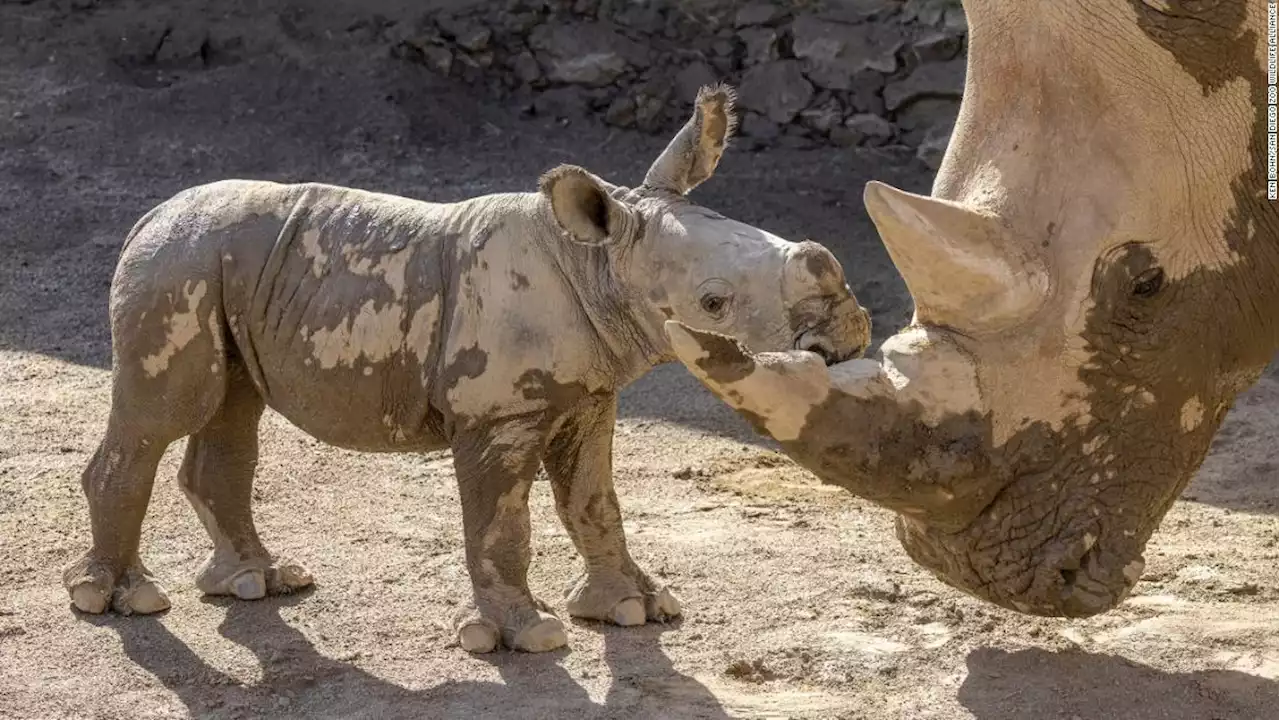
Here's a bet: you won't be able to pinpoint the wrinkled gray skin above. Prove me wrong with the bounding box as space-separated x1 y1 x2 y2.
668 1 1277 619
61 85 871 653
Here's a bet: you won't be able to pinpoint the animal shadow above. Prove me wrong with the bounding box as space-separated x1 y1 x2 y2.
958 646 1278 720
92 592 731 719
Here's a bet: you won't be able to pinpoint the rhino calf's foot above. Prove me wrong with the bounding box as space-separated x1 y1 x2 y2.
63 553 171 616
455 604 568 654
196 554 313 600
543 394 683 627
565 569 682 626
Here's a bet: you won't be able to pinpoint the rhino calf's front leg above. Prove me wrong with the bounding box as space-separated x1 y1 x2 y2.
451 417 568 653
544 394 681 626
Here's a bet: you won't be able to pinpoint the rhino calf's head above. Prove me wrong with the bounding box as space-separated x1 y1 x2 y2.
539 85 871 370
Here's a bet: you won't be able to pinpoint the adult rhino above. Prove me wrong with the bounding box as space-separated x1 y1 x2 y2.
667 0 1277 618
62 86 872 653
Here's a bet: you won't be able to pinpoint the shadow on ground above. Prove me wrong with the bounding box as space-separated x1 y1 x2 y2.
92 593 731 720
959 646 1278 720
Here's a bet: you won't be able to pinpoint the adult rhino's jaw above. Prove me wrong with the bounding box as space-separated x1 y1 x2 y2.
664 321 1153 618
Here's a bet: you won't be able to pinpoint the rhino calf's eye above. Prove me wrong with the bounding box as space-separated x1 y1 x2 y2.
1132 267 1164 298
700 294 729 316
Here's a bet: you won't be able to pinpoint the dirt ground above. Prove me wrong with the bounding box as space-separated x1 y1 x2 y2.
1 3 1276 719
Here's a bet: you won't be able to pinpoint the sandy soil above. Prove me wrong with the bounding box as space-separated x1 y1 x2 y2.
1 3 1276 718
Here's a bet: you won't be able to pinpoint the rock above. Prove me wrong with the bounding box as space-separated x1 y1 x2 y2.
799 99 843 135
457 27 492 53
839 113 895 146
883 58 966 111
790 16 904 90
916 121 954 169
154 24 210 67
737 27 778 65
534 86 590 119
818 0 901 23
511 50 542 85
740 112 781 140
584 87 615 110
893 97 960 144
529 22 650 86
738 61 813 124
902 0 949 26
943 6 968 32
615 2 665 33
438 17 491 52
634 74 674 131
734 1 786 27
418 45 454 75
604 96 636 126
846 70 886 115
711 39 735 58
674 60 718 101
389 23 441 53
501 12 542 34
106 18 171 67
910 31 964 64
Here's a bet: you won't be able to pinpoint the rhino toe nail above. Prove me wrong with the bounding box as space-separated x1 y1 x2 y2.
128 581 171 614
70 583 109 614
650 588 682 619
513 613 567 653
231 569 266 600
458 622 500 654
611 597 646 627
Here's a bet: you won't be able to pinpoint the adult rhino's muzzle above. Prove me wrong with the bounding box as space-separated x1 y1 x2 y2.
662 320 1157 619
894 481 1151 619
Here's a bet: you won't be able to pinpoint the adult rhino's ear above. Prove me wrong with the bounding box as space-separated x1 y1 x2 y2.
642 83 737 195
540 165 642 246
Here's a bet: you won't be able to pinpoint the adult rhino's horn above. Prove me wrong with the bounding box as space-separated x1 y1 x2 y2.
863 181 1048 333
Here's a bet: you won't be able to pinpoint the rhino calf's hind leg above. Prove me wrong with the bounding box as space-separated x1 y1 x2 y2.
63 284 229 614
63 432 172 615
178 360 313 601
451 417 567 654
544 395 682 626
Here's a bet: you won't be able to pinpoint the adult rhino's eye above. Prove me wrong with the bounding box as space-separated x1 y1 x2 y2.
700 294 729 316
1132 267 1164 298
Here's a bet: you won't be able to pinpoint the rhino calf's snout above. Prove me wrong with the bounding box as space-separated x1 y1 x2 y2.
784 242 872 365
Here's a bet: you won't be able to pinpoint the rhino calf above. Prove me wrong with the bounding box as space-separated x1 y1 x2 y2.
62 86 870 653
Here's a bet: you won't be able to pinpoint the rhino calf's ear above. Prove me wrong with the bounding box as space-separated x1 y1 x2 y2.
642 83 737 195
540 165 640 246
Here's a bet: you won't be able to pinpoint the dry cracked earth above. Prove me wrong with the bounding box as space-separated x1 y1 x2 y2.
0 2 1276 719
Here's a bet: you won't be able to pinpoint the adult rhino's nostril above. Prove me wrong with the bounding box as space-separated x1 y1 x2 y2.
1059 567 1078 587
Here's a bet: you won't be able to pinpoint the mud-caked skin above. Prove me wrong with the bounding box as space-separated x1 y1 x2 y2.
666 1 1277 620
61 85 871 653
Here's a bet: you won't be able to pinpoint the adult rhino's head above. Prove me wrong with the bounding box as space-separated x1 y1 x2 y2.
666 1 1278 618
539 84 871 368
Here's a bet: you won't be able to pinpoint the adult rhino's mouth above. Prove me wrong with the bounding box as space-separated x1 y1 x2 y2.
896 507 1147 619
